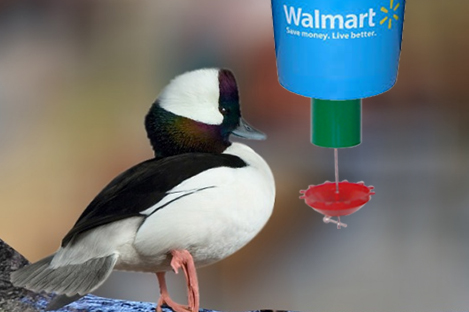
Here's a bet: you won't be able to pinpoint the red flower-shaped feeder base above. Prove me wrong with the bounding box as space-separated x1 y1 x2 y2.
300 181 375 229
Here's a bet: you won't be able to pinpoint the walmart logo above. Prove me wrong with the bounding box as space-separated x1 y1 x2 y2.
283 2 402 30
283 5 376 30
380 0 401 29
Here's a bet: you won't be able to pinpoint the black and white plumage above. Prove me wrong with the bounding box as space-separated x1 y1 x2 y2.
11 68 276 312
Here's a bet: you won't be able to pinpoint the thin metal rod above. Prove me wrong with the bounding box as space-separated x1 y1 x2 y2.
334 148 339 193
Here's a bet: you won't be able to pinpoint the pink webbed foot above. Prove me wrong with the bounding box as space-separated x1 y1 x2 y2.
156 272 189 312
156 250 199 312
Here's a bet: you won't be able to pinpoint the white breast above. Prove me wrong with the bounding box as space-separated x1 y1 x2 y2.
124 142 275 272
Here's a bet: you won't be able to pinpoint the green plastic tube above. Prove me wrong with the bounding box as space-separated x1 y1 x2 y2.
311 99 362 148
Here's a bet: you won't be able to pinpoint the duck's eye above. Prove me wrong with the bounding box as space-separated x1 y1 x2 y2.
219 107 230 115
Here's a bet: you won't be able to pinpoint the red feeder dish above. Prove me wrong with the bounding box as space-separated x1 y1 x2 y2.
300 181 375 228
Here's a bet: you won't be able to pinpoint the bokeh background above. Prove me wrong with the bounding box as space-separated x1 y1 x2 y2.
1 1 469 311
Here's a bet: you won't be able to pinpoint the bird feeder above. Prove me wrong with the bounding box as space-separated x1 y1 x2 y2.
271 0 405 227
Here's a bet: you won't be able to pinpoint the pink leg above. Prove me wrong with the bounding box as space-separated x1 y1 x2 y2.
170 250 199 312
155 250 199 312
156 272 189 312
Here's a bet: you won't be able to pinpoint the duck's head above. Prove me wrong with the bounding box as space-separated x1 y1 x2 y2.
145 68 265 158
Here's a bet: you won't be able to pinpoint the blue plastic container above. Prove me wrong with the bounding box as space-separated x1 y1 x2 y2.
271 0 405 100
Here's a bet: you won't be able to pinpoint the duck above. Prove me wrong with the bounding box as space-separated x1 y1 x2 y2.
11 68 276 312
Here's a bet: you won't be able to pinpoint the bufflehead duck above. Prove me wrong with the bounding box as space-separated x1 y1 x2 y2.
11 68 276 312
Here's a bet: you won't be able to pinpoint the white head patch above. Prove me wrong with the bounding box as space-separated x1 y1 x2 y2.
158 68 224 125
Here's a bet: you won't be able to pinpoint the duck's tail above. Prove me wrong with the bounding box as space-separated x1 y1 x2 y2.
10 253 117 310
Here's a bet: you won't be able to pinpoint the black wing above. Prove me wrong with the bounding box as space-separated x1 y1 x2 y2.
62 153 247 246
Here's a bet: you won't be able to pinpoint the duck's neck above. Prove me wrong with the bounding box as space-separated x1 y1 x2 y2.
145 103 231 158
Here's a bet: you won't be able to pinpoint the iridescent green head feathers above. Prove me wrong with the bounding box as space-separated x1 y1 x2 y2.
145 68 265 158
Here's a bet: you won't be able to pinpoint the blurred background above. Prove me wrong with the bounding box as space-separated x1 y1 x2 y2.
1 1 469 311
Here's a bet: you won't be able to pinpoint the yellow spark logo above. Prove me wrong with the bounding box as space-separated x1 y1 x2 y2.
380 0 400 29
